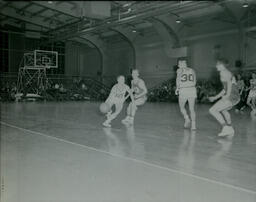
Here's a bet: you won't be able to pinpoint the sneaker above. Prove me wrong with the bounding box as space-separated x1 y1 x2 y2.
191 121 196 130
121 117 130 125
184 118 190 128
218 126 234 137
128 117 134 125
103 120 111 127
251 109 256 117
218 126 229 137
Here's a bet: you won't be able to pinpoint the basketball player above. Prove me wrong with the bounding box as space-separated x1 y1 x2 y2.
175 58 197 130
122 69 147 125
209 58 240 137
103 75 134 127
247 72 256 116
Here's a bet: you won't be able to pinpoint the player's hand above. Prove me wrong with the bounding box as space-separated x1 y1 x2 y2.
208 96 215 102
175 89 179 95
134 94 139 99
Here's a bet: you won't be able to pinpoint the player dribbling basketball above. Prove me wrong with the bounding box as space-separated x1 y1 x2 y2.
175 58 197 130
122 69 147 125
209 58 240 137
103 75 134 127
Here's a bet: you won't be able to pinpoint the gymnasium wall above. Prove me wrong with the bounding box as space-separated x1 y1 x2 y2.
186 33 241 78
103 40 134 86
135 34 177 89
4 27 256 89
9 33 25 72
244 37 256 68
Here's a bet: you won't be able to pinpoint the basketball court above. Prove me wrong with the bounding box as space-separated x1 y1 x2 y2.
1 102 255 202
1 1 256 202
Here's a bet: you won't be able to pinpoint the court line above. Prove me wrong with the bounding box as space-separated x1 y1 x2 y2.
1 121 256 195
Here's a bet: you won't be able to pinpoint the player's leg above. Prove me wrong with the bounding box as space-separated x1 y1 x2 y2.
122 102 133 124
122 97 145 125
103 102 123 127
209 99 232 136
188 97 196 130
179 96 190 128
221 109 234 136
127 98 145 124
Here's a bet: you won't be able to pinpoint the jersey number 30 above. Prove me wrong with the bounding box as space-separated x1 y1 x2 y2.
181 74 194 82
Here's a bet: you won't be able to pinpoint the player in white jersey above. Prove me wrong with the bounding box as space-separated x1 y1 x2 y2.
122 69 147 125
175 58 197 130
209 58 240 137
103 75 134 127
247 72 256 116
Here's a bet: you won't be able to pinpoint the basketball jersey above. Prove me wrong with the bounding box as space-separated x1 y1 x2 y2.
250 79 256 90
178 68 196 88
132 79 147 99
111 84 129 99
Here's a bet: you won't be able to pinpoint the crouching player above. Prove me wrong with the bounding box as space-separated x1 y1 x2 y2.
209 58 240 137
103 75 134 127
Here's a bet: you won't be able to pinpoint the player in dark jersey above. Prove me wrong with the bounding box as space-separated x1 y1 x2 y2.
122 69 147 125
209 58 240 137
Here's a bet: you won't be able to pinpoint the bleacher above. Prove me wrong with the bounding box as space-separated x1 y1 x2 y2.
0 73 110 102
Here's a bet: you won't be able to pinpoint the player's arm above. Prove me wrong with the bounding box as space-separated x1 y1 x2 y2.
209 74 231 102
135 80 147 99
176 69 181 89
192 69 197 86
175 68 182 94
105 85 116 102
126 86 134 102
222 77 232 100
209 90 225 102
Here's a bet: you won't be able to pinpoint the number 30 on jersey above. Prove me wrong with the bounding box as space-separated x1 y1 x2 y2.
181 74 194 82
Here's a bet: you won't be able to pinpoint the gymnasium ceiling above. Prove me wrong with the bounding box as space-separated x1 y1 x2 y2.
1 0 256 45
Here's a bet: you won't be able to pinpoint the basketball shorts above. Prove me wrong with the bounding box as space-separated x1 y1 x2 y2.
221 96 240 111
134 95 147 106
179 87 197 99
106 97 124 105
248 90 256 98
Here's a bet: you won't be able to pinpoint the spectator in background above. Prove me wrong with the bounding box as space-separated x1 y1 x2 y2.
235 74 247 113
54 83 60 89
247 72 256 116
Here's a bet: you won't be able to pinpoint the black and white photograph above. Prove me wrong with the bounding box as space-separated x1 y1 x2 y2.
0 0 256 201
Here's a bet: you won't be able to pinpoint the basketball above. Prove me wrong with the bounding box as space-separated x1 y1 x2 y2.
99 102 110 114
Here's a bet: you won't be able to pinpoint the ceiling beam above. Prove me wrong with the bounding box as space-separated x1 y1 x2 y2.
32 1 80 19
0 1 11 10
43 13 63 24
16 2 33 13
30 8 48 17
0 8 50 30
49 1 199 41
